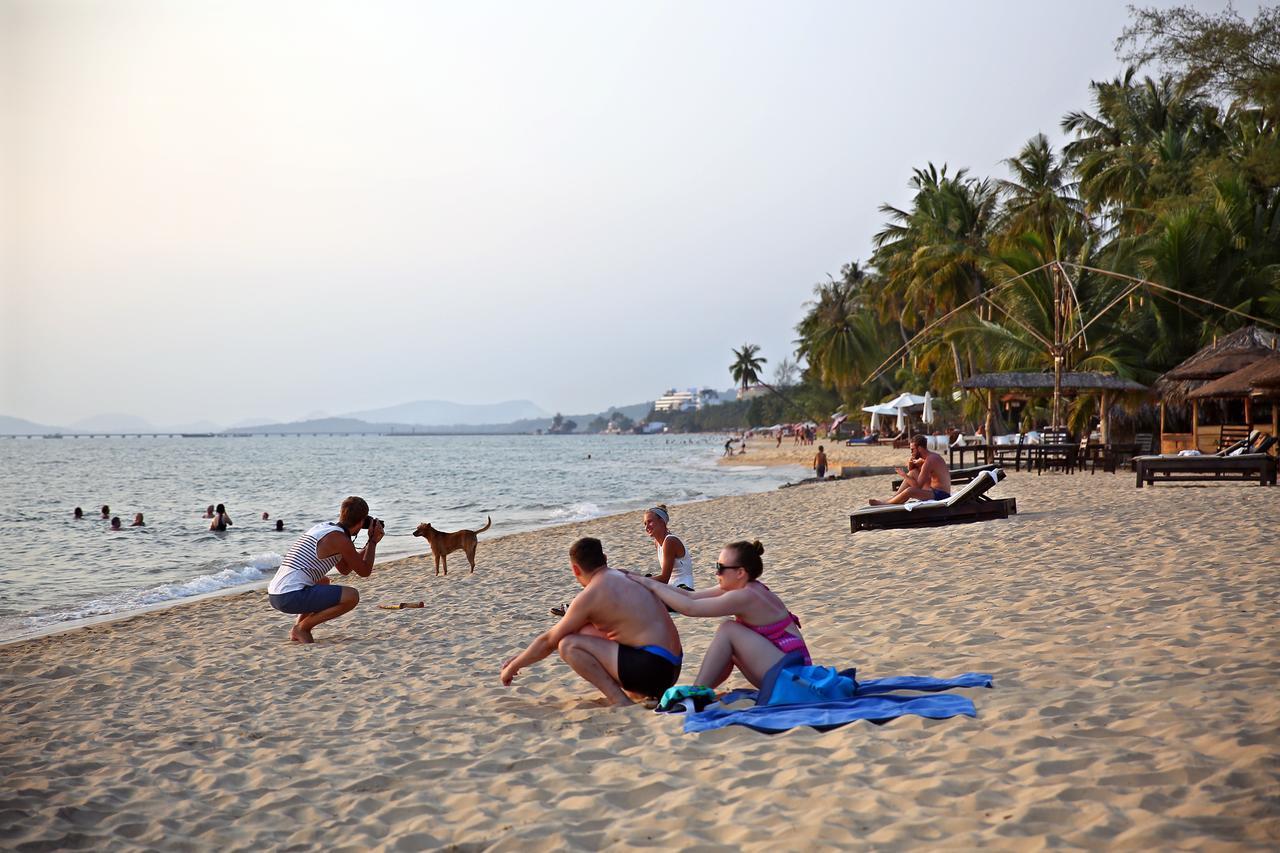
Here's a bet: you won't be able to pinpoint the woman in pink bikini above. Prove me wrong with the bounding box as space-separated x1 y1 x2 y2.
628 539 810 689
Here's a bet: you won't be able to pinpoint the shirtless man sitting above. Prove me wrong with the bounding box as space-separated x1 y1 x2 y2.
869 434 952 505
501 537 682 706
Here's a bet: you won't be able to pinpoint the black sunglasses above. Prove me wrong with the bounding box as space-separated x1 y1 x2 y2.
715 563 744 574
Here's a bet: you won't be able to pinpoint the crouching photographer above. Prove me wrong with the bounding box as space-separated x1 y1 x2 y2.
267 495 384 644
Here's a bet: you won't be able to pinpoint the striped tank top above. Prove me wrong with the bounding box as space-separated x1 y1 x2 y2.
267 522 346 595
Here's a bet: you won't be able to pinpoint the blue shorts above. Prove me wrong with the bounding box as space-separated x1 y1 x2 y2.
932 489 951 501
269 584 346 614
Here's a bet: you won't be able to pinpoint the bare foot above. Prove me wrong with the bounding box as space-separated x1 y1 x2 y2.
868 498 885 506
290 626 315 644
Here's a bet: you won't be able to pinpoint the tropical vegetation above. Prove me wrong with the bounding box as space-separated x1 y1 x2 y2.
713 5 1279 434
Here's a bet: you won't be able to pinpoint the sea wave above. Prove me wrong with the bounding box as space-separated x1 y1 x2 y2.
547 502 605 522
24 553 283 628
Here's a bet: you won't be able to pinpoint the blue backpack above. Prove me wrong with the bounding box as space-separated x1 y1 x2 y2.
756 650 858 706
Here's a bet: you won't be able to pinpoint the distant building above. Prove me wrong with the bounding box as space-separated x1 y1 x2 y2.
736 384 769 401
653 387 722 413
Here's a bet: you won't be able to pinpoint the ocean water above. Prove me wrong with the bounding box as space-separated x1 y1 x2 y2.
0 434 802 642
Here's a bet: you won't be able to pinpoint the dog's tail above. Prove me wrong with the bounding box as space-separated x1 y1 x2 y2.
477 515 492 534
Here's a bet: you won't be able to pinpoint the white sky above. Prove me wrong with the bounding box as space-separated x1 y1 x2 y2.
0 0 1226 425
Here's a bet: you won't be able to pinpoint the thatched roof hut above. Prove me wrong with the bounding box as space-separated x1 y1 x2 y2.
958 372 1147 392
1187 353 1280 400
958 371 1146 442
1155 326 1280 404
1250 360 1280 391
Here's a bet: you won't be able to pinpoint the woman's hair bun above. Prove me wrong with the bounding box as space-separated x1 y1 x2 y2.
751 540 764 556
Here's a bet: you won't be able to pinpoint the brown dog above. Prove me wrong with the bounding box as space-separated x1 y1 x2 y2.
412 517 492 576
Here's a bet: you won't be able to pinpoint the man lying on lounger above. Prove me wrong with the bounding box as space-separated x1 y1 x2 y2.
501 537 683 706
870 434 952 505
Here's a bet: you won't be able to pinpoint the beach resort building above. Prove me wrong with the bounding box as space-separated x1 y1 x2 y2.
653 388 722 413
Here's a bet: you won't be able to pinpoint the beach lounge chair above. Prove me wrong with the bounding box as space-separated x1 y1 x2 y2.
850 468 1015 532
1133 443 1277 487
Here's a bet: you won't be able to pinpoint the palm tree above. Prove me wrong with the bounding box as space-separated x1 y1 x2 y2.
795 278 895 400
871 164 1000 384
996 133 1088 250
729 345 767 393
1061 70 1224 230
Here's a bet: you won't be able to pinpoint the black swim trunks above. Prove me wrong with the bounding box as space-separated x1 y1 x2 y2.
616 644 682 699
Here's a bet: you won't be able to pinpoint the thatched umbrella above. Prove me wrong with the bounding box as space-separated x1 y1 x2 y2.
1188 353 1280 437
958 372 1147 443
1154 326 1280 444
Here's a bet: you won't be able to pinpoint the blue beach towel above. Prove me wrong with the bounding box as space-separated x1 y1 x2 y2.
681 652 993 734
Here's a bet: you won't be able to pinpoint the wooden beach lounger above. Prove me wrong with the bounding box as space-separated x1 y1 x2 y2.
1133 450 1277 488
890 463 998 492
850 468 1014 532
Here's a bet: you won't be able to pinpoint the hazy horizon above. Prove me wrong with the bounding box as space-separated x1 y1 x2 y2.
1 0 1230 426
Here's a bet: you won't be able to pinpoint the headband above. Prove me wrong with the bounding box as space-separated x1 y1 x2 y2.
647 507 669 524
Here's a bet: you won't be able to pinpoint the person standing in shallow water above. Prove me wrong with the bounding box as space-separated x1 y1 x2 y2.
74 507 83 519
131 513 145 527
101 505 110 519
209 504 232 532
110 517 122 530
813 445 828 480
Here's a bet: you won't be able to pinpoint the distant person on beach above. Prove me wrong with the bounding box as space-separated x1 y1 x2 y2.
723 439 734 457
275 519 284 532
110 516 122 530
131 513 145 527
869 434 952 506
209 504 232 532
101 505 110 519
266 495 384 644
74 507 83 519
644 505 695 591
628 539 810 689
502 537 682 706
203 504 215 519
813 445 828 479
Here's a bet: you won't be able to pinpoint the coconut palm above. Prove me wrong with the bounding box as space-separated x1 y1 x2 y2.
996 133 1088 250
729 344 767 392
871 164 1000 384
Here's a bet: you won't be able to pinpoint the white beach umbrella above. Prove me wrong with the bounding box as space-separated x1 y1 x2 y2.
922 391 934 425
895 406 905 431
884 392 927 410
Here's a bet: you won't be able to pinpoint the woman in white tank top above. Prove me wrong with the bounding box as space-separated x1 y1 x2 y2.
644 505 695 591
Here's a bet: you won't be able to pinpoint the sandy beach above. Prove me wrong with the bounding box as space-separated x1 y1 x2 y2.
2 468 1277 850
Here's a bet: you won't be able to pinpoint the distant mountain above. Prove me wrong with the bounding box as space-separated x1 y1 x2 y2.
165 419 224 434
228 416 279 429
226 417 380 434
342 399 549 426
0 414 65 435
224 399 657 435
67 413 161 432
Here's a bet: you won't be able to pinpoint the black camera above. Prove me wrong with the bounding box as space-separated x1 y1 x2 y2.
361 516 383 530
